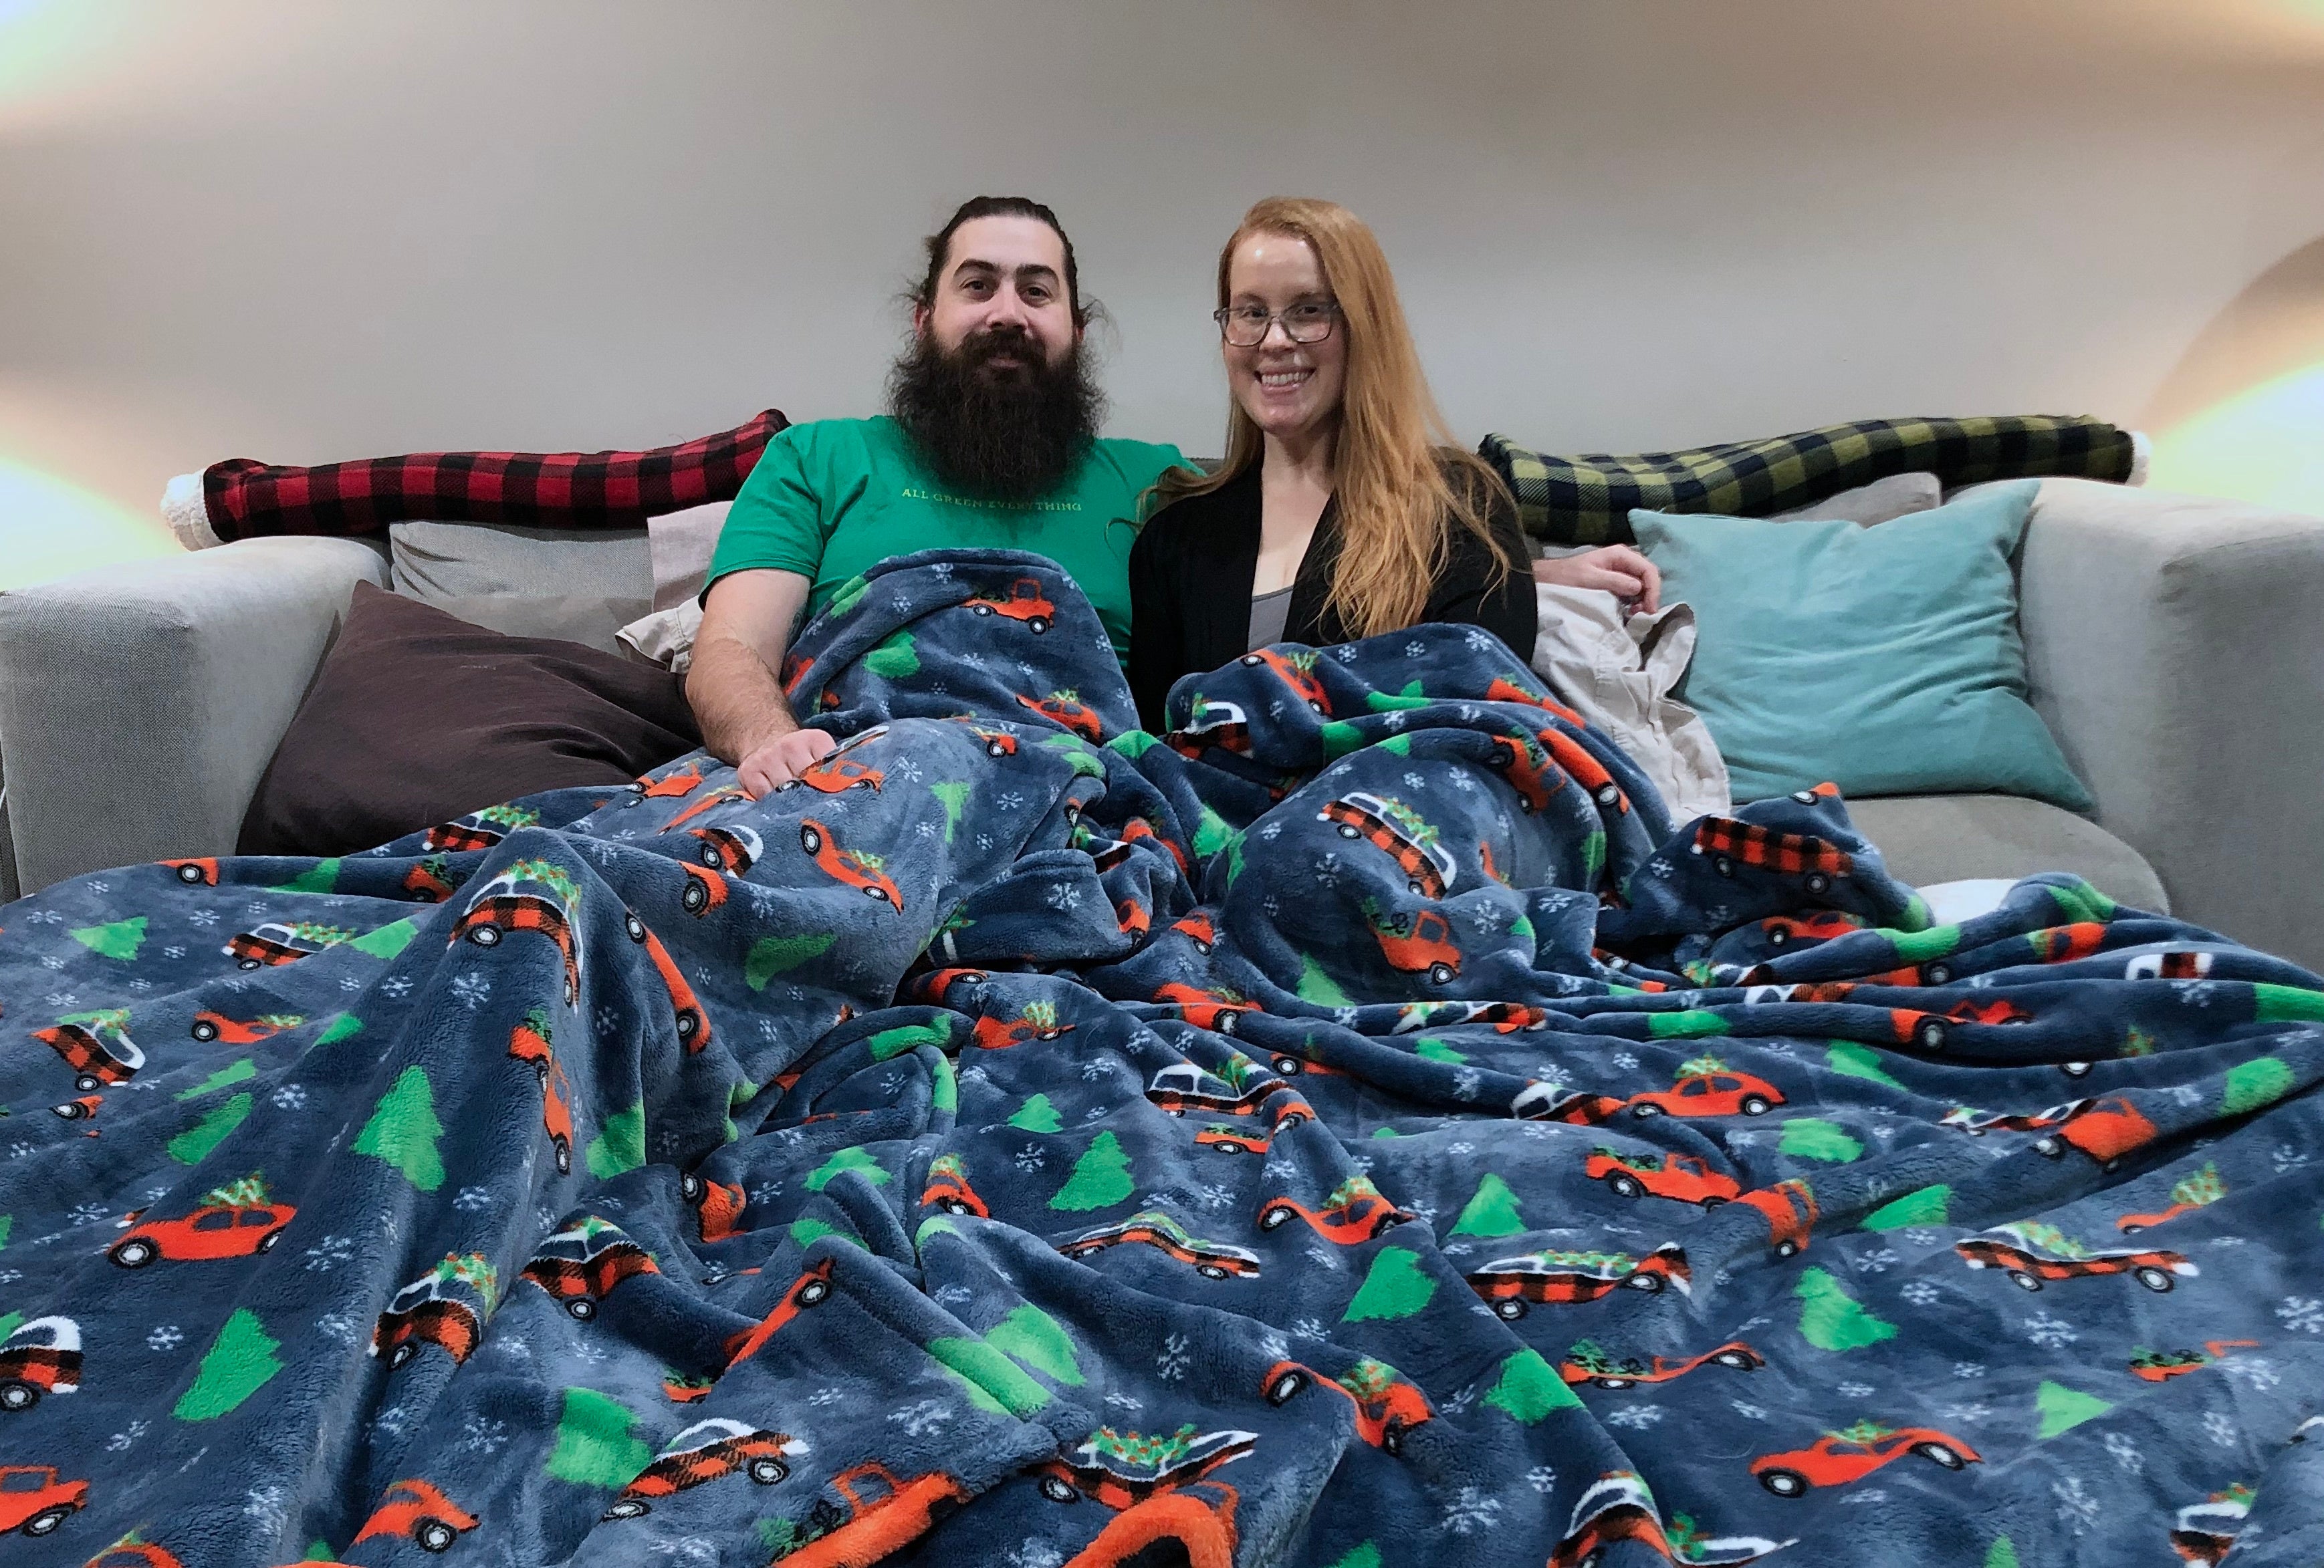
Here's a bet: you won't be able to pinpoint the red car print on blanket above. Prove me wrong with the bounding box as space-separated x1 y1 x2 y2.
2128 1340 2256 1383
1170 915 1217 954
1032 1427 1252 1567
1751 1420 1980 1497
601 1418 806 1520
0 1318 81 1410
1536 725 1628 814
0 1466 86 1537
723 1259 837 1367
1018 690 1105 741
677 860 729 915
160 857 219 885
1467 1243 1692 1319
507 1009 576 1172
353 1479 478 1553
1486 729 1567 813
226 920 352 969
681 1172 747 1242
1625 1059 1784 1119
423 803 538 853
1262 1358 1431 1453
624 910 711 1049
690 824 764 874
1954 1222 2196 1293
2168 1483 2253 1565
520 1218 659 1320
1690 818 1851 894
2128 949 2217 981
1482 675 1585 727
784 735 888 796
1585 1148 1742 1207
1195 1125 1269 1156
662 783 752 833
372 1271 487 1370
965 576 1056 632
1559 1338 1763 1390
2031 1095 2162 1172
402 856 455 902
1318 791 1456 898
1239 647 1330 714
188 1009 302 1045
34 1012 144 1090
798 818 903 913
1736 1179 1819 1259
2118 1164 2224 1232
1758 910 1866 948
1940 1098 2090 1137
921 1154 990 1218
777 1462 972 1568
1511 1081 1627 1124
110 1188 293 1268
1059 1211 1262 1280
1367 907 1461 985
632 761 707 800
972 1002 1074 1051
1167 698 1251 758
1144 1061 1282 1118
1256 1175 1414 1245
1150 985 1260 1037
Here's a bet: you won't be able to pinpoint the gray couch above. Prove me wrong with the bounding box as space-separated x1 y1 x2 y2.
2 478 2319 968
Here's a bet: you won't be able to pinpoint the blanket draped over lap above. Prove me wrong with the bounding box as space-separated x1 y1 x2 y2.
1 547 2320 1568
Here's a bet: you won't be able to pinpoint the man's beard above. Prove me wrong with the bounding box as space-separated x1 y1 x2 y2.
887 327 1105 502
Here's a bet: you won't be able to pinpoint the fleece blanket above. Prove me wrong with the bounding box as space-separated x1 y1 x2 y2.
1 549 2319 1568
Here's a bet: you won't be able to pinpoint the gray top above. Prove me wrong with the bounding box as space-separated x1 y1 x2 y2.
1246 586 1295 652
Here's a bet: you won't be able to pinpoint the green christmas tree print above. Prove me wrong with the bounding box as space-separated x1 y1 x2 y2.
348 918 418 958
1862 1184 1950 1231
1825 1041 1903 1088
2222 1055 2295 1116
1008 1093 1063 1133
586 1102 646 1178
863 630 921 677
805 1147 890 1192
1482 1348 1582 1420
175 1060 257 1101
270 858 342 894
987 1304 1084 1386
168 1092 253 1165
746 932 835 991
1343 1247 1437 1322
1449 1173 1526 1238
2035 1380 2113 1438
930 781 971 842
1296 954 1353 1007
354 1067 446 1190
1778 1118 1863 1162
173 1309 283 1421
544 1388 655 1488
1795 1267 1896 1351
1048 1131 1133 1210
70 916 148 961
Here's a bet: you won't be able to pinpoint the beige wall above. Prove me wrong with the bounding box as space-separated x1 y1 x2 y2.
3 0 2321 583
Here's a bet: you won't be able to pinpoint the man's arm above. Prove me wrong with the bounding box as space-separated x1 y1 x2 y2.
686 568 835 796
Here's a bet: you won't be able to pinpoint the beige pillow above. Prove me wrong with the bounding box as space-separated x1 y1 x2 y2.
649 502 730 612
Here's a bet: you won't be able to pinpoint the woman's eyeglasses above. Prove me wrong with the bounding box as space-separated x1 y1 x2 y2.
1213 301 1340 348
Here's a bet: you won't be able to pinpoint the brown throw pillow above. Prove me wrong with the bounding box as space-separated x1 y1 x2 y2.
239 581 701 856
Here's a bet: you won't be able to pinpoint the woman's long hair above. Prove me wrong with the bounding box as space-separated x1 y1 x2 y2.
1158 197 1515 638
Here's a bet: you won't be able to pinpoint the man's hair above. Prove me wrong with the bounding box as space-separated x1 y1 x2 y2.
915 196 1091 329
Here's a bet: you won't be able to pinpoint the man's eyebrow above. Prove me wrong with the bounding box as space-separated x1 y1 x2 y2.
949 258 1060 285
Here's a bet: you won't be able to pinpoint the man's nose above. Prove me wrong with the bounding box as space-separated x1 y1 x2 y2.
985 285 1034 330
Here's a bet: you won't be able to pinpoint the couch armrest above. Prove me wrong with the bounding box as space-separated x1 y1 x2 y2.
2018 478 2324 968
0 537 389 894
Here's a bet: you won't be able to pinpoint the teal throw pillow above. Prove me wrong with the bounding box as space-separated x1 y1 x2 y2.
1631 479 2091 810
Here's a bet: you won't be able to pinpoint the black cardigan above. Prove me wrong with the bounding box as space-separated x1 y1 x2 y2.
1127 459 1537 731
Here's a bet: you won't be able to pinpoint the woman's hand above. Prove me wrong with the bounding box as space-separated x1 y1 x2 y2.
1532 545 1661 614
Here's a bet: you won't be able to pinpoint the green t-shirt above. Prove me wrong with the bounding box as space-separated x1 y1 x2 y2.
705 415 1187 660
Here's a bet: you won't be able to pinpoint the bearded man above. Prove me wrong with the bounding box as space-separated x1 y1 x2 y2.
690 197 1188 795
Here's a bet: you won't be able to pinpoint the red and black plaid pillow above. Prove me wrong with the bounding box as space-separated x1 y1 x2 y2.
198 409 788 542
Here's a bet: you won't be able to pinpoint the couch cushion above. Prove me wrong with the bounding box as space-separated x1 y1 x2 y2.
1767 471 1942 525
390 521 653 650
238 581 698 858
1847 794 2168 914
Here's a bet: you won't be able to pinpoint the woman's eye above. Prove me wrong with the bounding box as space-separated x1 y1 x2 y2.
1288 304 1326 324
1233 308 1270 325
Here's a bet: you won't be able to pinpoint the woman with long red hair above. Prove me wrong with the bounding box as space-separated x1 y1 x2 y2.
1128 197 1652 733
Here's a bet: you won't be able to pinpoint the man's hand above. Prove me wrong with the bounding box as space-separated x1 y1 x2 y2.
737 727 836 799
1532 545 1662 615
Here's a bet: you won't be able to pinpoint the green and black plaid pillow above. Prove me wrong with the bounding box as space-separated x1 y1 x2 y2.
1480 415 2135 546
